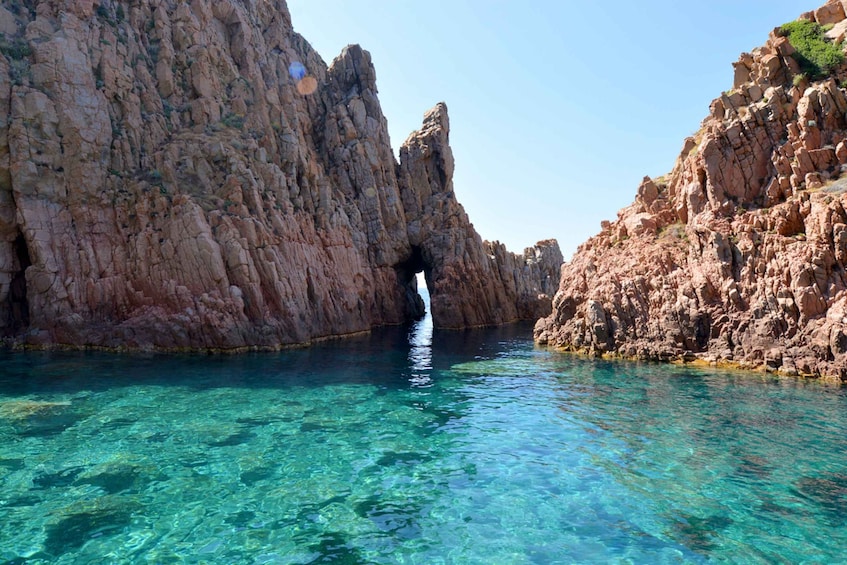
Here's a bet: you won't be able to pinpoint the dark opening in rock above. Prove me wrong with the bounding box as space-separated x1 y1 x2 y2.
395 246 431 322
7 233 31 333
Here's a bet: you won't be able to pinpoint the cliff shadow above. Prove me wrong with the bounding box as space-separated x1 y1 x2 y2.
2 232 31 336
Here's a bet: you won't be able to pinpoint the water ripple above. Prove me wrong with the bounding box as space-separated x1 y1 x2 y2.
0 332 845 563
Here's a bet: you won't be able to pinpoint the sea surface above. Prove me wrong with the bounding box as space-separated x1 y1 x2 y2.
1 304 847 563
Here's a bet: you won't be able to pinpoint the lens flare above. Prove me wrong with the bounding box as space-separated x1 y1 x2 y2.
296 75 318 95
288 61 306 81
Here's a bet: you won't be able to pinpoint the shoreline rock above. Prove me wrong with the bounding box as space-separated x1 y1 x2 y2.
536 0 847 380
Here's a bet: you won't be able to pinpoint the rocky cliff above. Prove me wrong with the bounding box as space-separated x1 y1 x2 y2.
536 1 847 379
0 0 561 350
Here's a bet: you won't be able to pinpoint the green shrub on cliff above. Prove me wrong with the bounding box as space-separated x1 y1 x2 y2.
780 19 845 80
0 34 32 60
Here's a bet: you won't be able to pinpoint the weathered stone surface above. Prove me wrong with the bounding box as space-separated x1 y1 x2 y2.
398 103 562 328
0 0 560 350
537 2 847 379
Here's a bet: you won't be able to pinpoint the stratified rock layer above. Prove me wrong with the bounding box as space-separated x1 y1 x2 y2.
536 1 847 379
0 0 560 349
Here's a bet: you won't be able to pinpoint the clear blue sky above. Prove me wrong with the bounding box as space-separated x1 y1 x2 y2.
288 0 813 259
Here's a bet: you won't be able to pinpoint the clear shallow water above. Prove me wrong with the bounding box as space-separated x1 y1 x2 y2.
1 315 847 564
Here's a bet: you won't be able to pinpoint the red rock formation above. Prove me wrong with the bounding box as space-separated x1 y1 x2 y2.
399 103 562 328
0 0 560 350
537 1 847 379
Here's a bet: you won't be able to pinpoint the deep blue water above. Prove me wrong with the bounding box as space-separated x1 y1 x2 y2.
1 308 847 563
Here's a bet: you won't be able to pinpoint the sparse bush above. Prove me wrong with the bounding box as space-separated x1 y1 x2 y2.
793 73 807 87
95 4 120 26
781 19 845 80
8 59 30 86
221 113 245 129
0 34 32 60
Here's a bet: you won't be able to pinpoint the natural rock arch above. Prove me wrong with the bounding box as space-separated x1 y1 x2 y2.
394 245 429 322
398 104 562 329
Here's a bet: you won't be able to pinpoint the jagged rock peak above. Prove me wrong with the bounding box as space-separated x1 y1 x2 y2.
420 102 450 136
0 0 560 350
328 44 378 95
398 102 559 328
537 0 847 379
401 102 455 198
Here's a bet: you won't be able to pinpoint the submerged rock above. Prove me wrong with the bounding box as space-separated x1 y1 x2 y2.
536 1 847 379
0 1 560 350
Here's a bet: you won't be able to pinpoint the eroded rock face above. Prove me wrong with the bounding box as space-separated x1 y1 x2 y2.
536 0 847 379
0 0 559 349
399 103 562 328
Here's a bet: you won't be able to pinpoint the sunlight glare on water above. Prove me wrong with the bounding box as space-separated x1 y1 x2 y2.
408 273 432 388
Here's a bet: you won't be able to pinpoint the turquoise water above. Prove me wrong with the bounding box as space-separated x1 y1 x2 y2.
1 314 847 564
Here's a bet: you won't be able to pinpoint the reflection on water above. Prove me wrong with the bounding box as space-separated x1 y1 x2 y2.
407 275 432 387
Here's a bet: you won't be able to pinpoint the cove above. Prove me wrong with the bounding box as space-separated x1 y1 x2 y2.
1 313 846 563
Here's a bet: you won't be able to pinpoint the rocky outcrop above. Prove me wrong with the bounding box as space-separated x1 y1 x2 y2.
536 0 847 379
399 103 562 328
0 0 559 350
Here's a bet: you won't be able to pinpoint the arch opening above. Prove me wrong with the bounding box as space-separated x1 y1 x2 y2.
395 245 432 323
394 247 434 386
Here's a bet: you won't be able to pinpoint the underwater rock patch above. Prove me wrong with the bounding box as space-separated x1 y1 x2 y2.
205 429 256 448
42 498 137 556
